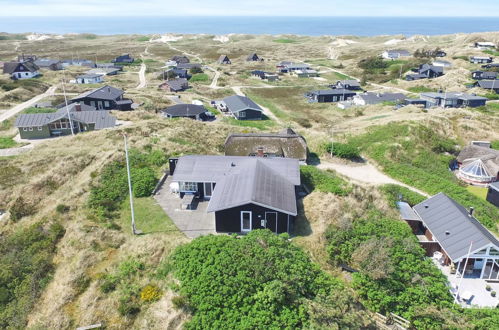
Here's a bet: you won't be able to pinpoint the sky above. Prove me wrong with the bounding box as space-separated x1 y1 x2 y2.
0 0 497 17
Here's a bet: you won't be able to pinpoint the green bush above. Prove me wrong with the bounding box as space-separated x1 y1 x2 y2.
324 142 360 159
358 57 389 72
0 222 65 329
189 66 203 74
491 140 499 150
10 196 35 221
131 167 157 197
0 137 17 149
300 166 350 196
56 204 70 214
170 230 365 329
381 184 426 208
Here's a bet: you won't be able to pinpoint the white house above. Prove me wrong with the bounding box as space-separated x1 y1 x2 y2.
475 42 496 50
382 49 411 60
2 61 40 79
75 73 104 84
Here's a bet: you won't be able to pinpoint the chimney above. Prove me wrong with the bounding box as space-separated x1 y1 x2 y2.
231 162 236 167
75 103 81 112
257 147 264 157
108 87 111 93
469 207 474 217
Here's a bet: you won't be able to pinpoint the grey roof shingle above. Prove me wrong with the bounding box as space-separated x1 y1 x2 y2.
161 104 206 117
357 92 405 104
396 201 420 221
172 155 299 215
222 95 262 114
310 89 355 96
413 193 499 261
3 61 39 74
71 85 124 101
476 80 499 89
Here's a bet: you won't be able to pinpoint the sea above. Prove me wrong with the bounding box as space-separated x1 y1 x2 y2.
1 17 499 36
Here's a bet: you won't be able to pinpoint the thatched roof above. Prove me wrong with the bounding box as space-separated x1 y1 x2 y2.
457 145 499 176
224 128 308 162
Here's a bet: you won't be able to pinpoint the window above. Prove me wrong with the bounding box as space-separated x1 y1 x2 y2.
104 101 110 108
180 182 197 192
490 248 499 256
239 111 246 118
23 127 27 131
241 211 252 232
29 127 33 131
38 126 42 131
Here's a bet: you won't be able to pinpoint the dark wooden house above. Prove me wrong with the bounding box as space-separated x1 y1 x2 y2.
70 85 133 110
112 54 134 63
486 182 499 207
217 55 231 64
171 155 300 234
221 95 262 120
306 89 356 103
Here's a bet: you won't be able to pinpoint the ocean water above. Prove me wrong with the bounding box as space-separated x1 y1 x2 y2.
0 17 499 36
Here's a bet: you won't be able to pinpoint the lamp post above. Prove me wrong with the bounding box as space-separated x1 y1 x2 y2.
124 134 140 235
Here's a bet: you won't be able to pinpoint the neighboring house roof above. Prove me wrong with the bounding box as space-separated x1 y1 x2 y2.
385 49 411 56
336 80 361 87
356 92 405 104
176 63 202 70
218 55 230 63
421 92 488 102
15 103 115 129
77 73 103 79
87 68 120 75
396 201 420 221
246 53 259 61
413 193 499 261
419 64 444 74
432 60 452 67
172 155 300 215
71 85 124 101
309 89 355 96
224 128 308 161
34 59 61 67
161 104 206 117
161 78 188 91
490 181 499 192
476 80 499 89
171 55 190 64
3 61 39 74
457 145 499 177
222 95 262 114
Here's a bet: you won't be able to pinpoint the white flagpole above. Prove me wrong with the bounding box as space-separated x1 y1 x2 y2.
60 59 75 136
455 241 473 303
124 134 138 235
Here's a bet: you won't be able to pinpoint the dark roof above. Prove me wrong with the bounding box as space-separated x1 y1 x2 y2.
172 155 300 215
224 128 308 161
310 89 356 96
396 201 420 221
15 103 115 129
222 95 262 114
476 80 499 89
218 55 230 63
419 64 443 74
161 78 188 91
356 92 405 104
161 104 206 117
337 80 361 87
76 73 103 79
3 61 39 74
171 55 190 64
71 85 124 101
421 92 488 102
34 59 61 67
490 181 499 192
413 193 499 261
246 53 259 61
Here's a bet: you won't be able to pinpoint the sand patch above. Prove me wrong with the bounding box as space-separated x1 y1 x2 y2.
213 35 231 43
150 34 183 43
330 39 358 47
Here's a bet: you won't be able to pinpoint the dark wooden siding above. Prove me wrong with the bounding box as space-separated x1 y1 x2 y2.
486 187 499 207
215 203 293 234
238 109 262 120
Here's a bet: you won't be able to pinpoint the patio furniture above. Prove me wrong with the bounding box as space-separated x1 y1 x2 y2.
460 291 473 303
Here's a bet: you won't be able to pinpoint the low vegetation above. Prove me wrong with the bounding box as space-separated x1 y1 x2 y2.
323 141 360 160
300 166 351 196
0 136 17 149
0 222 65 329
169 230 371 329
273 38 297 43
189 73 209 82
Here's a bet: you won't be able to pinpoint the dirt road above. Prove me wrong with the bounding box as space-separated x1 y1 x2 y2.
317 158 430 197
0 85 58 123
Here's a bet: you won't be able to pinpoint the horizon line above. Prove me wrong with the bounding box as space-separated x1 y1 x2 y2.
1 15 499 18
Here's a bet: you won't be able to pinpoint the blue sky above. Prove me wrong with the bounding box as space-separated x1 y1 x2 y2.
0 0 497 16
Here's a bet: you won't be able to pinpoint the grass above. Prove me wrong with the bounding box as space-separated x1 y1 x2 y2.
273 38 297 43
190 73 210 82
222 116 276 130
483 49 499 56
244 91 289 120
137 36 150 42
407 86 438 93
466 186 488 201
118 197 179 234
0 137 17 149
23 107 58 114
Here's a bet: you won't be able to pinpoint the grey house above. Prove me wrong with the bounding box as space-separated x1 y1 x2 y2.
159 78 189 92
486 182 499 207
470 56 493 64
171 55 190 64
398 193 499 280
161 104 208 120
472 71 498 80
246 53 261 61
406 64 444 81
112 54 134 63
218 55 231 64
331 80 362 91
224 128 308 164
171 155 300 234
420 92 488 108
276 61 311 73
382 49 411 59
15 103 116 139
61 59 96 68
34 59 63 71
221 95 262 120
70 85 133 111
474 80 499 93
306 89 357 103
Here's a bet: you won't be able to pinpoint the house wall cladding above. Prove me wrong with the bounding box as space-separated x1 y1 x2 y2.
19 126 51 139
237 109 261 120
215 203 293 234
486 188 499 207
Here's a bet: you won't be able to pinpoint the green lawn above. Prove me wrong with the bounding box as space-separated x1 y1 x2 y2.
222 116 276 130
23 107 58 114
0 137 17 149
119 197 178 235
466 186 488 201
190 73 210 83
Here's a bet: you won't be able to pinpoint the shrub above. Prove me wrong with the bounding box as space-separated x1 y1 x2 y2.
140 285 162 302
10 196 35 221
100 275 118 293
56 204 70 214
170 230 357 329
491 140 499 150
324 142 360 160
300 166 350 196
381 184 426 208
74 274 91 295
172 295 189 309
189 66 203 74
131 167 157 197
358 57 389 72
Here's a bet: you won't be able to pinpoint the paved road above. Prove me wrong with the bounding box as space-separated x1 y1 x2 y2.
0 85 58 123
317 158 430 197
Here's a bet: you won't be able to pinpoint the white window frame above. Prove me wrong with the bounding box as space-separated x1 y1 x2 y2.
240 211 252 232
29 127 33 131
180 182 197 192
265 212 278 233
23 127 27 131
38 126 42 131
239 111 246 118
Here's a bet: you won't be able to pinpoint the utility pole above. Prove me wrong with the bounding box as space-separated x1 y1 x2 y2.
330 126 334 158
60 60 75 136
124 134 139 235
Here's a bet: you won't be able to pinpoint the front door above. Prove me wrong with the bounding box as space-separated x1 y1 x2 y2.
204 182 213 199
241 211 252 232
265 212 277 233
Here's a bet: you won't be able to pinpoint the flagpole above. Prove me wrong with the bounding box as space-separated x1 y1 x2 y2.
124 134 138 235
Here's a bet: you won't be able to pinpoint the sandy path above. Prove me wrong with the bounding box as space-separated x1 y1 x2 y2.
0 144 33 157
0 85 58 122
317 158 430 197
205 66 221 89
